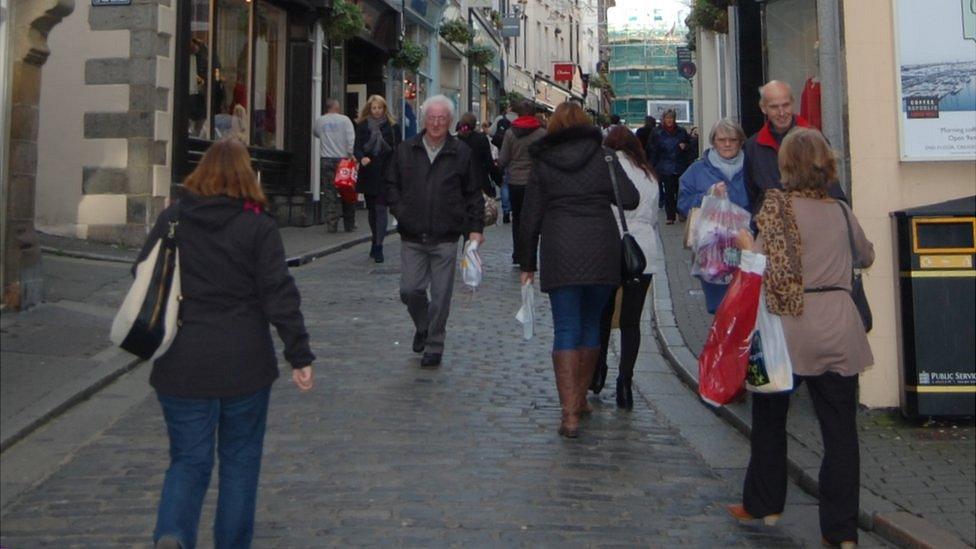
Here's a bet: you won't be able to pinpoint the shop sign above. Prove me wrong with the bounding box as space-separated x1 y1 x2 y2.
501 16 520 38
92 0 131 5
553 63 574 82
893 0 976 161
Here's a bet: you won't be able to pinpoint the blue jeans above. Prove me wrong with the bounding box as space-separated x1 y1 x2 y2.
154 386 271 549
700 279 730 314
548 284 615 351
500 172 512 215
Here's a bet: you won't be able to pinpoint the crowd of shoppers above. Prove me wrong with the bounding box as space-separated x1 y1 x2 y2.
133 79 872 548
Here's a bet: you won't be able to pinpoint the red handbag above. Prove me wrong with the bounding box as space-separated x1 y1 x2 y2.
334 158 358 204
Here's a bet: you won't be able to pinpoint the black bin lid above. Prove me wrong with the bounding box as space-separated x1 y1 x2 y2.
892 195 976 218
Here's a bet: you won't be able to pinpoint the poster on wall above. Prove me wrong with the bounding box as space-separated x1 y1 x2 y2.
894 0 976 161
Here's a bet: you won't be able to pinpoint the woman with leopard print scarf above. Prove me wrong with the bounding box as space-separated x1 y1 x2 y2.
726 128 875 549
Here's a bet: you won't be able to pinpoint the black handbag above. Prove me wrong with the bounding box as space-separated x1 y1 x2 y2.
837 202 873 332
604 153 647 285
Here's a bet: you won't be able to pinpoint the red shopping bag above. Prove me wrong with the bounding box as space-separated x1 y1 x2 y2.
698 250 766 407
334 158 358 204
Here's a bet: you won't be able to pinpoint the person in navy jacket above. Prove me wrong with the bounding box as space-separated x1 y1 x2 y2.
678 118 750 313
646 109 691 224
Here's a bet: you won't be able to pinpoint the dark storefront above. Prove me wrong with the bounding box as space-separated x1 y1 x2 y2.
172 0 320 224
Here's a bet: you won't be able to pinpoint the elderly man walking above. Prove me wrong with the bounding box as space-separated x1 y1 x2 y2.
387 95 485 367
744 80 846 213
313 98 357 232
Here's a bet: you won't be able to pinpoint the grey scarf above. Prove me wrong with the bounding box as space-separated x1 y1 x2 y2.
364 116 391 157
707 148 744 183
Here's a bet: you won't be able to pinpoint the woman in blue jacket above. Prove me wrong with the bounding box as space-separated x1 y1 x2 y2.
678 118 750 313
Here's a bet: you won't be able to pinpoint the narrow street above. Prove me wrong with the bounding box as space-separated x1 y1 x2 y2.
0 228 888 547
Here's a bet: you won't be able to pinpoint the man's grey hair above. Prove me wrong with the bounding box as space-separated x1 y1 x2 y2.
419 95 456 125
324 98 340 113
758 80 794 104
709 118 747 145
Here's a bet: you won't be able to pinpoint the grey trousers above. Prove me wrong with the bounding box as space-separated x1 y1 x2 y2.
399 239 459 354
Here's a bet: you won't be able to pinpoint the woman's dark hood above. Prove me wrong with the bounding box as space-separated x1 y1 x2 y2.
529 125 604 171
178 190 266 229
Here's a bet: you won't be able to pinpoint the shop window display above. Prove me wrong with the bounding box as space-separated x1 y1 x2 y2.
183 0 288 149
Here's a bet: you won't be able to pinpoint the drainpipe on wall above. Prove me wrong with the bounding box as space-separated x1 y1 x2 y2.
312 21 324 206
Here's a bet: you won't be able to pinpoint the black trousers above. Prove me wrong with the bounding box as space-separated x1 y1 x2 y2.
743 373 860 544
365 193 388 247
509 185 526 263
661 174 680 221
598 275 653 380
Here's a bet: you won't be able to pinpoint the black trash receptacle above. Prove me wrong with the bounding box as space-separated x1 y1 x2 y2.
893 196 975 417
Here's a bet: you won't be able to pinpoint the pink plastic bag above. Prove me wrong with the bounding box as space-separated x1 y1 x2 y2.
698 250 766 407
691 194 752 284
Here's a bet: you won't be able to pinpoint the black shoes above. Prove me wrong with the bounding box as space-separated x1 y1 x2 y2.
420 352 442 367
590 362 609 394
616 377 633 410
369 244 384 263
412 330 427 353
503 213 511 224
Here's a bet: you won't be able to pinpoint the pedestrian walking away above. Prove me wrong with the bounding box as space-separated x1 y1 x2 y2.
679 118 750 313
647 109 691 224
314 97 357 233
354 95 400 263
593 126 660 410
136 139 315 549
744 80 846 214
518 102 639 438
634 115 657 151
490 105 517 223
499 100 546 266
727 128 875 548
386 95 485 368
456 112 501 198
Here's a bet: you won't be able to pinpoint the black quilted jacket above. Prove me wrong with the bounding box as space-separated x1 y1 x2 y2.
518 125 639 292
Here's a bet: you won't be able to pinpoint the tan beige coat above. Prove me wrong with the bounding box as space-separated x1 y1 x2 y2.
755 198 875 377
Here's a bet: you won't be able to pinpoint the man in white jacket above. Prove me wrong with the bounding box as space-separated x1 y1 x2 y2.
313 98 356 232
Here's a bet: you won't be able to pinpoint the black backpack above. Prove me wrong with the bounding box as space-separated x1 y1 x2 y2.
491 117 512 149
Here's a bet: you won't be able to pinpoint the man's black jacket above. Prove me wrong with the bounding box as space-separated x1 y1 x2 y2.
386 131 485 243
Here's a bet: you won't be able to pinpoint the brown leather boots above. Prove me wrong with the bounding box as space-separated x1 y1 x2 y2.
552 348 601 438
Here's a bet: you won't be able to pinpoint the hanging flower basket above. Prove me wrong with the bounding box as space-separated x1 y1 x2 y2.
391 40 427 72
439 19 473 46
685 0 729 35
466 43 496 68
326 0 366 43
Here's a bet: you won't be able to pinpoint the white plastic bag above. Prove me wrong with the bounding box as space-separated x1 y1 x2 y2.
461 240 483 289
515 282 534 340
746 292 795 393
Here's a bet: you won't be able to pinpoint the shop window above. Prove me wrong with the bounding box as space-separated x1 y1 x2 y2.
252 2 286 149
214 0 250 143
186 0 212 138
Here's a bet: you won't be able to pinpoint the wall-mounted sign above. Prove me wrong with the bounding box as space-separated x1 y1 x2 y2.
647 100 691 124
501 16 520 38
893 0 976 161
554 63 575 82
92 0 131 5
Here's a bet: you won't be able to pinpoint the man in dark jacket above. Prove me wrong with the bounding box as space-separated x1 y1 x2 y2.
387 95 485 368
744 80 846 213
635 115 656 151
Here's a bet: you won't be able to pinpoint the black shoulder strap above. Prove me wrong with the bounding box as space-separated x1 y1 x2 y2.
604 150 629 235
836 200 858 281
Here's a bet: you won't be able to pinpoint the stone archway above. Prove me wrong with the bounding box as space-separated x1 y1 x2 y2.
2 0 74 310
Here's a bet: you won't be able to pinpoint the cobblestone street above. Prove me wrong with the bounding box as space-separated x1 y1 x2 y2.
0 227 839 548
